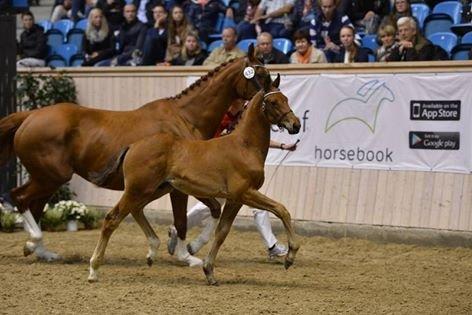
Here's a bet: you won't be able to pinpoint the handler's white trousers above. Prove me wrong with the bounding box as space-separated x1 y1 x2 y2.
187 199 278 249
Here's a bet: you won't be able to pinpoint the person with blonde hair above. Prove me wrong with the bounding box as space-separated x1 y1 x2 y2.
82 8 115 66
375 24 398 61
170 32 208 66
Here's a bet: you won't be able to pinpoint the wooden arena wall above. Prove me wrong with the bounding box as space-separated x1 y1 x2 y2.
19 62 472 232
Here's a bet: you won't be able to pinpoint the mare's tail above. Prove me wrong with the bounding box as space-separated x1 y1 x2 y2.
0 111 33 167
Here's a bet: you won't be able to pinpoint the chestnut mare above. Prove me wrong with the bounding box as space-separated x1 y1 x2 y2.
88 84 302 285
0 45 275 264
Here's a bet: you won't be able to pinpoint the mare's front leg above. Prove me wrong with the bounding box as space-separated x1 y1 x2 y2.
187 197 222 255
203 200 242 286
240 189 300 270
170 190 202 266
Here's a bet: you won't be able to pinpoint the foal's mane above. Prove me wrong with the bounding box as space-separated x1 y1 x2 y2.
166 58 239 100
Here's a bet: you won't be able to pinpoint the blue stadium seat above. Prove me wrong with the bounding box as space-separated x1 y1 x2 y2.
432 1 462 24
428 32 458 56
461 31 472 44
450 45 472 60
361 34 379 54
54 44 79 66
47 55 67 68
37 19 52 32
411 3 431 29
208 39 224 52
451 44 472 60
70 54 84 67
47 32 64 52
237 39 257 52
368 54 376 62
272 38 293 54
53 19 74 38
199 40 207 51
67 30 84 52
75 18 87 31
424 16 454 38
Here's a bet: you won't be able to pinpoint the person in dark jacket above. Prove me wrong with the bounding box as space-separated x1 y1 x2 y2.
185 0 228 44
309 0 360 62
170 32 208 65
333 25 369 63
96 0 126 32
142 4 168 65
82 8 115 66
111 3 148 66
256 32 289 64
387 17 435 62
17 11 47 68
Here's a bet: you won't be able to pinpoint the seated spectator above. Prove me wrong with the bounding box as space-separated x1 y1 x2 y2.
290 28 327 63
309 0 359 62
96 0 125 32
291 0 315 32
227 0 251 24
251 0 295 39
17 11 47 68
133 0 163 25
333 25 369 63
82 8 115 66
142 4 168 65
375 24 398 61
98 4 147 66
256 32 289 64
185 0 229 44
349 0 390 35
381 0 412 30
50 0 73 22
170 32 208 65
203 27 246 66
166 5 195 62
236 2 259 40
387 17 435 61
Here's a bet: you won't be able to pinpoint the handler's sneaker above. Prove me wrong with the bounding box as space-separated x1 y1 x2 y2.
167 226 178 255
268 243 288 259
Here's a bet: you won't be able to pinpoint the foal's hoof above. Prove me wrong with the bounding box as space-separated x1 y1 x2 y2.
87 275 98 283
207 279 219 286
23 244 34 257
187 243 196 255
146 257 153 267
284 258 294 270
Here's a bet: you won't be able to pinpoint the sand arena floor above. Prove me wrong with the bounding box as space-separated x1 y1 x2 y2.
1 222 471 314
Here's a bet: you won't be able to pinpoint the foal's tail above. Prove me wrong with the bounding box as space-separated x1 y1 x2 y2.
0 111 32 167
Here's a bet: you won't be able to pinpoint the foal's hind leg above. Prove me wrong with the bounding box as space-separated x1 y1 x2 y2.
240 189 300 270
203 200 241 286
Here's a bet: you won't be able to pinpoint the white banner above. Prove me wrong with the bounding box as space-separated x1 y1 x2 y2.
266 73 472 173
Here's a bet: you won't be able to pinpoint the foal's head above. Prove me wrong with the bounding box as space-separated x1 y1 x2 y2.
258 74 301 134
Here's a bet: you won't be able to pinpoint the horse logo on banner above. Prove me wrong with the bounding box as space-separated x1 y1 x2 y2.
324 79 395 133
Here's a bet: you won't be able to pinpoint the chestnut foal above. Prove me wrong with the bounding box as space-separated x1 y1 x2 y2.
88 80 301 285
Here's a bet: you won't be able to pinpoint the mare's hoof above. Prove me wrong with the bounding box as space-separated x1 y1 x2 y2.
23 245 34 257
87 276 98 283
207 279 219 286
146 257 153 267
187 243 195 255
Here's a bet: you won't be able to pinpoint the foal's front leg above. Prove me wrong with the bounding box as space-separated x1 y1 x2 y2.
240 189 300 270
203 200 242 285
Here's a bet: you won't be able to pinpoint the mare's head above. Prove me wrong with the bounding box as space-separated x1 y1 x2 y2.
249 74 301 135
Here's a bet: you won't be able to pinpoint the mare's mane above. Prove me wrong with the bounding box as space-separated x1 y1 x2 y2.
166 58 239 100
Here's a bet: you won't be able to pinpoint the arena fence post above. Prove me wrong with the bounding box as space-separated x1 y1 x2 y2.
0 13 17 196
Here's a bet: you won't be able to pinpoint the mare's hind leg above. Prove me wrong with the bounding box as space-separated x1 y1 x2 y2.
203 200 241 286
11 178 68 261
240 189 300 270
169 190 202 267
187 198 222 255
